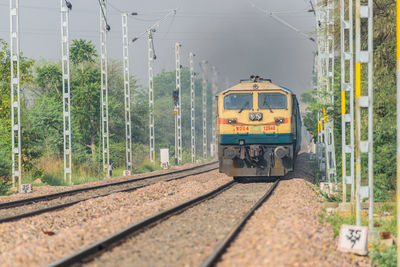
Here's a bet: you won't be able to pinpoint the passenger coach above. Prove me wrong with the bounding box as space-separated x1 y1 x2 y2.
216 76 301 178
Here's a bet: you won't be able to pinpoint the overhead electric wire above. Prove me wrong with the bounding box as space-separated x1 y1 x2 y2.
162 13 176 39
272 9 310 14
107 1 124 13
97 0 110 30
246 0 315 45
131 8 177 43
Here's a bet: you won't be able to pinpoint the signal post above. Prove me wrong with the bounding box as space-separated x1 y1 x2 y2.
174 42 182 165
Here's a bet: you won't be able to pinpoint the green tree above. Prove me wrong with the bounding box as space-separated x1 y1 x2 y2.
69 39 99 161
70 39 97 75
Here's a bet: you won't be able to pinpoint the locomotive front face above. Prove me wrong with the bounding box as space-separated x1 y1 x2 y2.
216 81 299 178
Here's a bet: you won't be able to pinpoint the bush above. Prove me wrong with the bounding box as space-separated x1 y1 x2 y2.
371 244 396 267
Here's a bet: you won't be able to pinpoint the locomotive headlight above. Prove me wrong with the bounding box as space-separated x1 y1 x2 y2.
255 112 263 121
274 117 284 124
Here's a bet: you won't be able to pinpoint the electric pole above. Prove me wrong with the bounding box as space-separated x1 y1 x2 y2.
315 1 326 174
211 66 218 158
340 0 355 202
10 0 22 190
396 1 400 264
60 0 72 184
174 42 182 165
148 29 156 163
324 0 337 186
190 52 196 163
200 60 208 159
122 13 132 173
355 0 374 230
100 0 110 177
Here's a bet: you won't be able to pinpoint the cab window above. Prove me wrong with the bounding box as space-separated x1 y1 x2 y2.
224 93 253 110
258 93 287 109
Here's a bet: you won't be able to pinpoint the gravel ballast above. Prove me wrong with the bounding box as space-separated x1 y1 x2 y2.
217 154 370 267
0 170 230 267
0 162 208 204
0 164 217 221
0 154 372 266
86 182 274 266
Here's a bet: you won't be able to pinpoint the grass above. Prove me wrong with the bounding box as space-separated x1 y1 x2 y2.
374 202 397 238
0 155 211 195
18 157 164 188
371 243 397 267
320 202 397 267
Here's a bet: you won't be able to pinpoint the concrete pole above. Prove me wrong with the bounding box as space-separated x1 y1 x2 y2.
397 1 400 264
9 0 22 190
60 0 72 184
200 60 208 159
355 0 361 226
190 52 196 163
122 13 132 172
148 30 156 163
367 0 374 236
100 0 110 176
175 42 182 165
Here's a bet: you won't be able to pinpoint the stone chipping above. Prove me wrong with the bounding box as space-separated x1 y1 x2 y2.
0 170 230 267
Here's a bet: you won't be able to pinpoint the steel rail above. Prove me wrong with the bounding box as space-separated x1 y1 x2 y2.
0 166 219 224
0 161 217 210
201 178 280 267
47 180 235 267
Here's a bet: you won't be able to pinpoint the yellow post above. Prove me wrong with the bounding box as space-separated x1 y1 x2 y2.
341 91 346 115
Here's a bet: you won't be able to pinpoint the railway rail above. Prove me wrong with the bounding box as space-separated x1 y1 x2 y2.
0 161 218 223
48 178 280 267
202 178 280 266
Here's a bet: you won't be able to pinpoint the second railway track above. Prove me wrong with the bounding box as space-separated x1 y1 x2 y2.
49 178 280 267
0 161 218 223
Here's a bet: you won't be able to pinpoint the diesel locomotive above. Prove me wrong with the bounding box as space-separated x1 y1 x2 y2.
216 76 301 178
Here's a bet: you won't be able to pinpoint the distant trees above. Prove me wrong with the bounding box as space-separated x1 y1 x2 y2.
0 38 212 189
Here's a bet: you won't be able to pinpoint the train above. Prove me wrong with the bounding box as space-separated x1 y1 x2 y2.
216 76 302 178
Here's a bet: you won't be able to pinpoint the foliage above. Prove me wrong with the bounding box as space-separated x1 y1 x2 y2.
302 0 397 201
0 38 34 187
371 243 396 267
325 213 356 238
0 37 214 193
70 39 97 74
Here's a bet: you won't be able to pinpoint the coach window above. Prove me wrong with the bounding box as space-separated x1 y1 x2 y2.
224 93 253 110
258 93 287 109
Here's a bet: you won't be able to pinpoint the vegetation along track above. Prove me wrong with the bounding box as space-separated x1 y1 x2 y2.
0 161 218 223
48 178 279 267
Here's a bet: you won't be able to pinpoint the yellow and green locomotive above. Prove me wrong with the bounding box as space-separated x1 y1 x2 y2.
216 76 301 178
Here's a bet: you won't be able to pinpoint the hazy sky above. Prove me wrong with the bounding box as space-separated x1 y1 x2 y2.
0 0 316 97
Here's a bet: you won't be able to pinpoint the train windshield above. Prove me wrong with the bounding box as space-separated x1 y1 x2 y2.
224 93 253 110
258 93 287 109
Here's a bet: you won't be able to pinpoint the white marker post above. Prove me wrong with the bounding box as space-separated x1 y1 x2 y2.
338 225 368 256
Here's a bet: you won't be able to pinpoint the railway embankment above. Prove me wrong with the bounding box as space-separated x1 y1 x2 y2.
0 169 230 266
0 154 374 266
217 153 371 266
0 162 202 204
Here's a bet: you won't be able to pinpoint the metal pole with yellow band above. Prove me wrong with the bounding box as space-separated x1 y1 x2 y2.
396 0 400 264
355 0 362 227
340 0 355 203
355 0 374 230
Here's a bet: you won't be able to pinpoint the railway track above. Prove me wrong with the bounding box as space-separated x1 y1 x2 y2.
48 178 279 267
0 161 218 223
